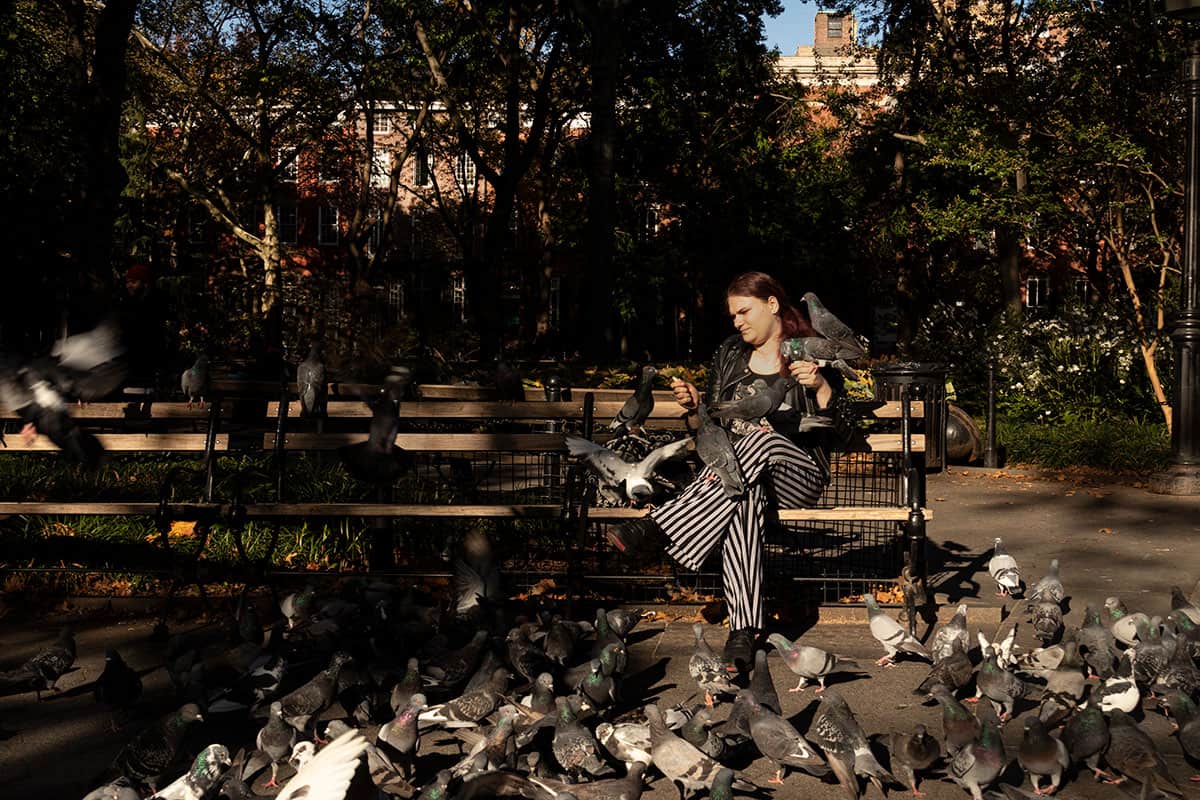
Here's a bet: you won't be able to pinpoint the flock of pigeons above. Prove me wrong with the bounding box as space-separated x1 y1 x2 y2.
1 532 1197 800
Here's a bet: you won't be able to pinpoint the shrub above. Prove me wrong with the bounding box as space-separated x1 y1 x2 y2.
998 414 1170 473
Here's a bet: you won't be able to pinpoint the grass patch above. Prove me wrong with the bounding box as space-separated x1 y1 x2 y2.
997 415 1170 474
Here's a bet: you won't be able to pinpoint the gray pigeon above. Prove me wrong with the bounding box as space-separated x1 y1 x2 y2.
297 343 326 418
930 604 971 662
810 689 895 798
749 649 782 715
1104 596 1150 647
566 435 692 505
766 632 859 692
416 769 452 800
1077 605 1118 679
1104 708 1185 796
742 690 829 783
112 703 204 789
525 762 649 800
82 778 140 800
150 744 231 800
450 705 517 777
339 392 410 486
1152 629 1200 697
1160 691 1200 782
915 638 973 696
644 703 757 796
948 701 1005 800
886 724 940 796
1061 705 1110 781
256 701 296 788
931 684 981 755
495 359 524 402
609 364 657 436
780 336 862 380
95 649 142 727
181 354 209 408
1017 717 1069 796
864 595 931 666
1027 559 1065 605
1030 600 1064 644
708 377 793 422
975 650 1028 721
688 622 738 705
419 668 509 729
273 728 369 800
520 672 557 714
277 651 351 733
606 608 642 639
800 293 866 358
988 537 1022 597
695 403 745 498
0 626 76 699
550 696 613 779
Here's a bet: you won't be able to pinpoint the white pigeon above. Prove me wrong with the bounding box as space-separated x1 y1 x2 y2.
987 537 1022 597
978 624 1019 670
276 730 368 800
864 595 931 666
565 435 692 505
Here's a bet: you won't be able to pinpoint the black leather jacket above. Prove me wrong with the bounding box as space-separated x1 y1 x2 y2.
694 333 856 480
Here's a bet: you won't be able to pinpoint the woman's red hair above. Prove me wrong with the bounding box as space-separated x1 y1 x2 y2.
725 271 816 339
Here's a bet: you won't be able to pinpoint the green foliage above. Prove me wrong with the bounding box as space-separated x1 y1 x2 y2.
998 415 1170 474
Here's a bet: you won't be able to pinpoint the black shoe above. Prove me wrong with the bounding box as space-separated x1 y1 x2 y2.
723 627 757 674
605 516 666 560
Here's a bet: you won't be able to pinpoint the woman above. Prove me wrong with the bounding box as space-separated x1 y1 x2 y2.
608 271 856 667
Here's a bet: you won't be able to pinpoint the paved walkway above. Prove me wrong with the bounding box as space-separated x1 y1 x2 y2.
0 466 1198 798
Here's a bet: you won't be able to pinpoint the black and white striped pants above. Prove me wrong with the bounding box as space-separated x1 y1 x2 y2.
649 431 828 630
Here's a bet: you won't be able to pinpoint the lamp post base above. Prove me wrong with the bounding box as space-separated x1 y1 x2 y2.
1149 463 1200 495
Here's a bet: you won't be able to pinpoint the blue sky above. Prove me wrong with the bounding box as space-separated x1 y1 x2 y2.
763 2 821 54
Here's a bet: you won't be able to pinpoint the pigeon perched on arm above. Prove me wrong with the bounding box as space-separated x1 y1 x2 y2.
780 336 862 380
864 595 931 666
180 355 209 409
766 632 859 692
0 626 76 699
296 343 326 418
150 744 231 800
1017 717 1068 796
694 402 745 498
274 728 369 800
988 537 1022 597
708 377 793 422
565 434 692 506
688 622 738 706
609 364 657 436
886 724 940 797
800 293 867 358
810 689 895 798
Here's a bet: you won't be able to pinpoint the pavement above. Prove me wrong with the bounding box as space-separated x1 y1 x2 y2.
1 465 1199 799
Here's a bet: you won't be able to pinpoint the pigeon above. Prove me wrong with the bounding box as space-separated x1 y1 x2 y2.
419 667 509 729
748 649 782 715
975 650 1029 721
930 603 971 662
1153 628 1200 697
780 336 861 379
1089 651 1141 714
688 622 738 705
274 728 369 800
277 651 351 733
694 402 745 498
279 585 316 630
596 717 653 766
810 689 895 798
708 377 793 422
389 657 424 715
566 435 692 506
495 359 524 402
550 695 613 779
1017 717 1068 796
384 365 413 404
1077 605 1118 679
886 724 940 797
577 658 618 709
680 705 730 761
1170 585 1200 625
379 692 425 777
766 632 859 692
742 690 828 783
112 703 204 789
450 705 517 777
82 778 141 800
609 364 657 436
1131 617 1168 687
1103 597 1150 648
339 392 410 486
644 703 757 796
325 718 414 797
1027 559 1065 605
1031 600 1064 644
425 629 490 688
800 293 866 358
181 354 209 408
506 625 551 686
864 595 931 666
296 343 326 418
254 701 296 788
1062 705 1111 781
150 744 231 800
606 608 643 639
930 684 981 755
94 649 142 726
416 769 452 800
949 700 1006 800
0 626 76 699
526 761 649 800
988 537 1022 597
915 638 973 696
453 529 501 618
978 624 1019 670
1104 708 1185 796
1159 691 1200 781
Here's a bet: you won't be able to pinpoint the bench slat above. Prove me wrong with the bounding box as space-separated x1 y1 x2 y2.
243 503 565 518
266 432 569 452
585 506 933 522
0 402 227 421
0 433 227 452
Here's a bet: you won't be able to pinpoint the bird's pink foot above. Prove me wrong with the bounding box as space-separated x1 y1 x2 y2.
875 656 893 667
814 685 826 694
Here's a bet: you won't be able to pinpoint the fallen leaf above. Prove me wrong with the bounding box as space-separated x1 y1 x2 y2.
1099 527 1114 535
935 496 946 502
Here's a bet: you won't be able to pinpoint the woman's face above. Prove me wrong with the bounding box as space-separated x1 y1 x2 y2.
727 294 781 347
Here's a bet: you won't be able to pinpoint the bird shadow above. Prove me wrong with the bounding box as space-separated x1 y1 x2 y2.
615 657 673 712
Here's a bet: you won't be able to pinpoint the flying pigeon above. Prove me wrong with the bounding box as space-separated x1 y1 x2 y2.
864 595 931 666
694 402 745 498
609 364 657 436
452 528 501 617
988 537 1022 597
978 624 1019 670
273 728 369 800
766 632 859 692
181 354 209 409
566 434 692 505
296 343 326 418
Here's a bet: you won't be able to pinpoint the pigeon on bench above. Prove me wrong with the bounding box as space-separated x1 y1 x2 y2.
609 364 657 437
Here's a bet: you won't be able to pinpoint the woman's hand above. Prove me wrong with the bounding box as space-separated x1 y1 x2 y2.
669 377 700 411
789 359 825 390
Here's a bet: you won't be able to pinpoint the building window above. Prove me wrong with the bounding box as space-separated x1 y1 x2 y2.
1026 276 1047 309
637 203 660 241
827 16 843 38
372 112 392 135
366 215 383 252
1073 278 1089 305
371 149 391 189
414 149 434 188
450 270 466 322
188 205 207 244
278 147 298 183
318 205 339 245
276 204 297 244
548 275 562 330
454 151 477 189
387 279 406 320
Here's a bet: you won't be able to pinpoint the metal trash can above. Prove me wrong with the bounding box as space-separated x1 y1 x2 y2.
871 362 948 471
